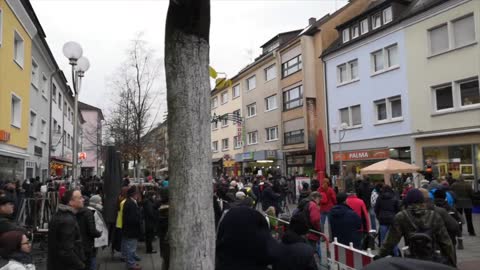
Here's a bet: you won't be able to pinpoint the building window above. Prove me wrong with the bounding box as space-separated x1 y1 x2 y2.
265 64 276 81
372 13 382 29
221 114 228 127
337 59 358 84
246 75 256 91
342 28 350 43
232 109 241 121
13 31 24 67
41 74 48 97
375 96 402 122
247 131 258 145
247 103 256 117
282 55 302 77
212 121 218 130
284 129 304 145
63 101 67 114
266 126 278 141
433 85 453 111
283 85 303 110
63 131 66 146
352 25 359 39
31 60 39 87
383 7 393 24
68 107 71 121
232 84 240 98
265 95 277 111
221 91 228 104
30 111 37 138
339 105 362 127
460 79 480 106
371 44 398 73
67 134 71 148
428 14 475 56
52 84 57 103
212 141 218 152
58 93 62 109
234 136 242 149
41 120 47 143
211 97 218 109
453 14 475 48
222 138 229 151
360 19 369 34
11 94 21 128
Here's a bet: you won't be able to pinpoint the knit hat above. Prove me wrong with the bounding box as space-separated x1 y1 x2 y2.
336 192 348 204
404 189 425 205
127 186 138 197
90 195 102 205
434 189 447 200
235 191 246 200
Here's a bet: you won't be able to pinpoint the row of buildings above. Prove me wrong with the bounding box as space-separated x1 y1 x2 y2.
211 0 480 183
0 0 103 182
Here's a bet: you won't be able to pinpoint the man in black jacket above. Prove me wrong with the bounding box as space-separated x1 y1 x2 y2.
123 186 142 270
48 190 86 270
143 191 159 254
77 198 102 270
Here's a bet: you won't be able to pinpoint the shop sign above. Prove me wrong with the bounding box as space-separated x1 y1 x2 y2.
223 160 236 168
266 150 276 159
0 130 10 142
79 152 87 160
242 152 254 160
333 149 389 162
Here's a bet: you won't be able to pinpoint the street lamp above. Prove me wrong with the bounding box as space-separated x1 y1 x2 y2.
63 41 89 185
338 122 348 190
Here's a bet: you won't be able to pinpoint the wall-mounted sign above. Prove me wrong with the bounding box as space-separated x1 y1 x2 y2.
223 160 236 168
333 149 389 162
79 152 87 160
0 130 10 142
242 152 254 161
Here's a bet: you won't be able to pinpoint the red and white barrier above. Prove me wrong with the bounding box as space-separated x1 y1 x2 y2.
330 238 374 270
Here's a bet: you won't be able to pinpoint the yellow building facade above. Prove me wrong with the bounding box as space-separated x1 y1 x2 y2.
0 0 35 180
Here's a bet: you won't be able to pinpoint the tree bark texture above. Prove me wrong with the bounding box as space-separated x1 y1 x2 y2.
165 0 214 269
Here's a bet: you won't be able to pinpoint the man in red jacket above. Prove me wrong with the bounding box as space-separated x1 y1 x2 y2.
318 179 336 233
346 191 371 236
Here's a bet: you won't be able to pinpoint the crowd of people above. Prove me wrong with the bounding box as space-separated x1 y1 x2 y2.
0 171 478 270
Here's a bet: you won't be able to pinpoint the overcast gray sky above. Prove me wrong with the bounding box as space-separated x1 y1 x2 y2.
31 0 348 123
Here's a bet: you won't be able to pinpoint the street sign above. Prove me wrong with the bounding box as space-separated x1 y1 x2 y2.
79 152 87 160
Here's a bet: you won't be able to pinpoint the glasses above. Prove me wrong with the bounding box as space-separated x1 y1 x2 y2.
21 241 31 245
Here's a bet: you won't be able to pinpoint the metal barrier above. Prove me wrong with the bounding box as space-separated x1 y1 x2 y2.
329 237 375 270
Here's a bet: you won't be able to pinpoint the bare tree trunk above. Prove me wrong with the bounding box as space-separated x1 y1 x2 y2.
165 0 214 269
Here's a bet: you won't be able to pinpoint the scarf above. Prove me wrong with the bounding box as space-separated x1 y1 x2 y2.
9 252 33 265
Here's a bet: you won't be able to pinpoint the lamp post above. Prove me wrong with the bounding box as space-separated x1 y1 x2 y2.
338 122 348 190
63 41 90 185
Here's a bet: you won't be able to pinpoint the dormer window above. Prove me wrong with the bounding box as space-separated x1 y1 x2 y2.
343 28 350 43
352 25 360 39
372 13 382 29
383 7 393 24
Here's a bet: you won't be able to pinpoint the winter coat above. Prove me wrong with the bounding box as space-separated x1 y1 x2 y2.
76 207 101 256
0 214 24 235
356 180 373 209
451 180 473 208
0 260 35 270
318 187 336 213
143 199 159 233
346 194 370 232
47 204 85 270
262 186 281 212
122 197 142 239
87 205 108 248
273 243 318 270
374 190 400 225
330 203 362 248
306 201 321 242
297 191 310 205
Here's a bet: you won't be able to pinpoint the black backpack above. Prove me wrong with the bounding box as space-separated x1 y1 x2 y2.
292 199 313 230
404 210 436 261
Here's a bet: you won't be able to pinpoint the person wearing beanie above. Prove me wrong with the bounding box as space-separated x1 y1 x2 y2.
87 195 108 269
0 230 35 270
432 189 463 251
76 195 102 270
122 186 142 270
374 185 400 255
329 192 362 248
378 188 455 267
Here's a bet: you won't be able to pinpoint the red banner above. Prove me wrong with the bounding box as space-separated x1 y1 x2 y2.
333 149 389 162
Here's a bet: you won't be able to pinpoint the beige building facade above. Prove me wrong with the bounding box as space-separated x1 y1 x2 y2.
405 0 480 183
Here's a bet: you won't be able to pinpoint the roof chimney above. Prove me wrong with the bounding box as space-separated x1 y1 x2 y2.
309 17 316 25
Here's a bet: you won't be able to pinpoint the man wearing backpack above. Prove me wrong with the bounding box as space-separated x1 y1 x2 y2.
378 189 455 267
293 192 321 248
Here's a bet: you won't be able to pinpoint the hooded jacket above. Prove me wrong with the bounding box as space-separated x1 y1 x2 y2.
87 204 108 248
76 207 101 256
346 194 370 232
330 203 362 248
374 189 400 225
47 204 85 270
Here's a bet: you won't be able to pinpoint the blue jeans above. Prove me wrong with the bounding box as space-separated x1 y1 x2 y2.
321 212 329 232
123 238 138 268
369 208 377 230
379 225 399 256
90 256 96 270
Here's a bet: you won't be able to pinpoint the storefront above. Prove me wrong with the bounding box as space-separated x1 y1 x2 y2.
415 132 480 186
285 151 314 177
237 150 283 177
50 157 72 178
0 155 25 181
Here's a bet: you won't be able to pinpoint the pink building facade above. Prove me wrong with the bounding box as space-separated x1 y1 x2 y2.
79 102 104 177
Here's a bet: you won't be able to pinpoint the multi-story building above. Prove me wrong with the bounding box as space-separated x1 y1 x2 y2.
211 83 243 177
79 101 104 177
405 0 480 182
0 0 36 181
140 121 168 177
